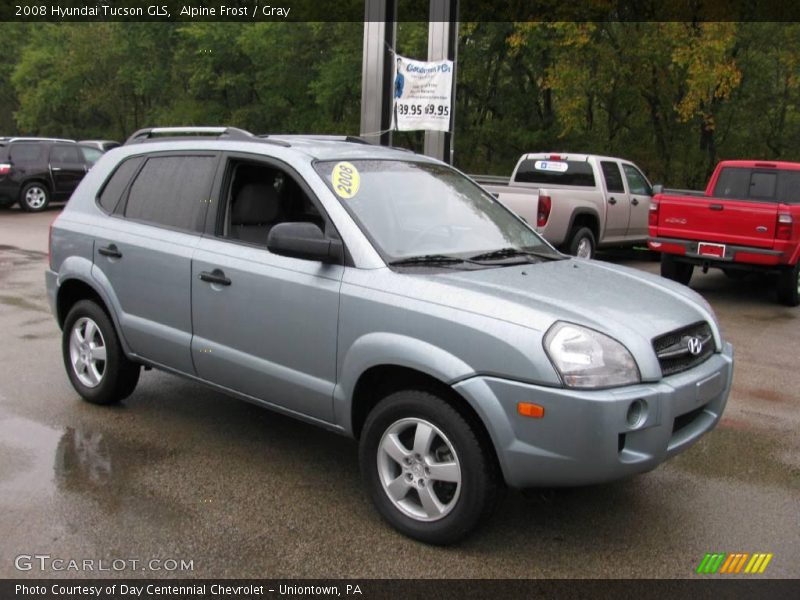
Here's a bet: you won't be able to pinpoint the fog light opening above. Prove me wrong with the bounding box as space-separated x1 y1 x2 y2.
626 399 647 429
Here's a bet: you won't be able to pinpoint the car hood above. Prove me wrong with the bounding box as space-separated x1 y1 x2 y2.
398 257 719 353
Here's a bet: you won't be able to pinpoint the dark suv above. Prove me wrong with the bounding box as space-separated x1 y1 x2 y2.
0 138 103 211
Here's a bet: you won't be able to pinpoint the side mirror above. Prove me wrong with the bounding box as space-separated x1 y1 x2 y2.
267 222 343 264
651 184 664 195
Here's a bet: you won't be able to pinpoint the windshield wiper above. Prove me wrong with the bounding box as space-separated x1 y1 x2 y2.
388 254 466 267
469 247 563 262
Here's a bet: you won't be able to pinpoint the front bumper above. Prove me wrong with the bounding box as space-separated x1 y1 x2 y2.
453 342 733 488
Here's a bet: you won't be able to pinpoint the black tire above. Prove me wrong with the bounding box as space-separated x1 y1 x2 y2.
661 254 694 286
19 181 51 212
776 262 800 307
62 300 140 405
359 389 501 545
566 226 596 259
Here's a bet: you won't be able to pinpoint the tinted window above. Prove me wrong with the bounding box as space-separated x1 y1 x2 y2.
124 155 216 231
622 164 651 195
713 168 750 199
749 171 776 199
514 159 596 187
601 161 624 193
97 156 145 213
9 143 44 163
50 144 82 164
713 167 789 202
777 171 800 204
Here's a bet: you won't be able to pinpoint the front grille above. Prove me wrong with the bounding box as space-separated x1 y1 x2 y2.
653 321 714 376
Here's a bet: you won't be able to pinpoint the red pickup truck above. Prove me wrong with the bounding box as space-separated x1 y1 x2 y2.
648 160 800 306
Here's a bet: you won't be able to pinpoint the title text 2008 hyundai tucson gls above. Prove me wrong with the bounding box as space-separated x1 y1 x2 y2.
46 127 733 544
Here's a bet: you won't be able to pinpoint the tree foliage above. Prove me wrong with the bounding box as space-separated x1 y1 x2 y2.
2 21 798 188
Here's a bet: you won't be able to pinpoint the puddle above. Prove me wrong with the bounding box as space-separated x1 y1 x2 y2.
0 295 48 313
670 426 800 492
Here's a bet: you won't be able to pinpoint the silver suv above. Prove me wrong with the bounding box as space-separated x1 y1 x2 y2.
46 127 733 544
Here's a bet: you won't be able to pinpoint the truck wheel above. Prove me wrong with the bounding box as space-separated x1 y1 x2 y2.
566 227 596 259
19 182 50 212
776 262 800 307
359 389 500 545
661 254 693 286
62 300 140 405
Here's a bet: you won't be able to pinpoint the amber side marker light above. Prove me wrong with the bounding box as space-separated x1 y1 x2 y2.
517 402 545 418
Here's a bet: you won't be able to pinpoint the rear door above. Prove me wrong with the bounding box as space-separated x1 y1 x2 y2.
49 144 86 199
658 166 780 248
599 160 630 240
621 162 652 239
92 152 219 373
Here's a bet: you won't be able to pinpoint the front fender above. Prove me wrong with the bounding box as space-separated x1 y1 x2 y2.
333 332 475 434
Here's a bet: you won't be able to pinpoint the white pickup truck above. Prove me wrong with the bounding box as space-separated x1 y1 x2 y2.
475 153 654 258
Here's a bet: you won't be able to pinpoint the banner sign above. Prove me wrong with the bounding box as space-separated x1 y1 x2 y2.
392 55 453 132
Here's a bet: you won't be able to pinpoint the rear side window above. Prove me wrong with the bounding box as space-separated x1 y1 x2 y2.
600 161 624 193
50 144 82 164
713 167 797 202
514 159 596 187
124 155 216 231
97 156 145 213
9 143 44 163
80 146 104 165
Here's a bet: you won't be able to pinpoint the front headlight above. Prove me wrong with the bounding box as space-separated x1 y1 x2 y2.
544 322 640 389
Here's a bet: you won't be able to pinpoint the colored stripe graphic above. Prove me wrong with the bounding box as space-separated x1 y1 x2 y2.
697 552 773 575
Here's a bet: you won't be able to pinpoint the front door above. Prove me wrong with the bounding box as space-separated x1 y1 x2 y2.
622 163 653 240
49 144 86 200
600 160 630 241
190 154 343 422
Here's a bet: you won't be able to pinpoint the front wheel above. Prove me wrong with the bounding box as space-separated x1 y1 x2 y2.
62 300 140 404
661 254 694 286
776 262 800 307
19 182 50 212
359 390 500 545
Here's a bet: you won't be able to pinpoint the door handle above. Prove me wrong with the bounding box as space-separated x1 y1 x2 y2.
608 197 617 205
631 198 640 206
98 244 122 259
709 204 724 211
199 269 231 286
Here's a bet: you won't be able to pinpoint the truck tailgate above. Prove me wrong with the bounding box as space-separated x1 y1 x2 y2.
657 195 777 249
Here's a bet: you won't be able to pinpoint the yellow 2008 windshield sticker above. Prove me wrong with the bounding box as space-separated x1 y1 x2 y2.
332 162 360 199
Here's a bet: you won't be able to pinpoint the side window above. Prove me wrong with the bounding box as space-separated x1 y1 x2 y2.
601 161 625 193
622 164 651 195
9 143 44 163
777 171 800 204
221 160 326 247
50 144 82 164
80 146 104 166
124 155 216 232
97 156 145 213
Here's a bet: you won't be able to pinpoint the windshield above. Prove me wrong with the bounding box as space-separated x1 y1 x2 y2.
314 160 552 263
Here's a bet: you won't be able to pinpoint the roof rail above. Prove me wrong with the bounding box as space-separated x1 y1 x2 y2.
6 137 76 143
264 134 371 145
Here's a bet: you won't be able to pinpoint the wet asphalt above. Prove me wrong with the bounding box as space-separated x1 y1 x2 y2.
0 207 797 579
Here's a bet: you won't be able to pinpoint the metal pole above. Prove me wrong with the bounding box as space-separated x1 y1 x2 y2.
360 0 397 146
423 0 458 164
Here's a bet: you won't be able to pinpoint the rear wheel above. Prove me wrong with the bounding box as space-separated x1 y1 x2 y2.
661 254 694 286
19 182 50 212
62 300 140 404
566 226 596 259
776 262 800 307
359 389 500 545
